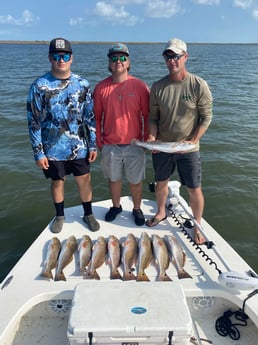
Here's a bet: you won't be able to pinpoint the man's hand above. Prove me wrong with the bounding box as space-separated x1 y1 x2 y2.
88 150 98 163
36 157 49 170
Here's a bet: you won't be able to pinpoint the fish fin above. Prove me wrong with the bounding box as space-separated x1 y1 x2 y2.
54 272 66 281
136 272 150 282
41 259 47 268
110 269 123 280
178 269 192 279
133 254 138 266
171 257 177 268
41 271 53 280
66 256 74 266
182 251 186 267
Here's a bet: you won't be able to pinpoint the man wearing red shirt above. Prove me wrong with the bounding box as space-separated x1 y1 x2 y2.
94 43 150 226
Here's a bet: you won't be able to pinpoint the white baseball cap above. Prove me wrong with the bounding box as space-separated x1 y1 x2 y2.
163 38 187 55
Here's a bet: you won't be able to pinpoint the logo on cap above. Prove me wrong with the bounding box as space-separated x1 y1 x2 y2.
55 39 66 50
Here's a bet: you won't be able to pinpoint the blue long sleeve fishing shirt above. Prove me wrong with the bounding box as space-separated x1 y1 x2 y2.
27 72 97 161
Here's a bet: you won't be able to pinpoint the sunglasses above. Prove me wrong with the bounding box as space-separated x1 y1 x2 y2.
109 55 128 63
164 54 184 61
51 53 72 62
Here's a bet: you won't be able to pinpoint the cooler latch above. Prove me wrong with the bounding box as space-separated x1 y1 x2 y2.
88 332 93 345
168 331 174 345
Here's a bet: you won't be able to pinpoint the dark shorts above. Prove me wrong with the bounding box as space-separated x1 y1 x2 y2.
43 158 90 180
152 151 201 188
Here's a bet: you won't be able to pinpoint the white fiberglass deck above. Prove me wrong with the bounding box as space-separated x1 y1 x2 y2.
0 195 257 345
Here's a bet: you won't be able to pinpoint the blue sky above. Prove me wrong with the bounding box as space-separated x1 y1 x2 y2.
0 0 257 43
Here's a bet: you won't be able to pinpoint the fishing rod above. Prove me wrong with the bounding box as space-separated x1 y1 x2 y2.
166 186 212 246
166 181 236 271
165 181 258 290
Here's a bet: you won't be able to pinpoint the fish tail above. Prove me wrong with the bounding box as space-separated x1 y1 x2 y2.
41 271 53 280
178 269 192 279
111 269 122 280
83 270 94 280
136 271 150 282
123 271 137 281
83 269 100 280
54 272 66 281
159 273 172 282
84 269 100 280
92 270 100 280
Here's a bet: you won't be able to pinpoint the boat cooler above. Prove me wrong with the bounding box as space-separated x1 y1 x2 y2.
67 282 193 345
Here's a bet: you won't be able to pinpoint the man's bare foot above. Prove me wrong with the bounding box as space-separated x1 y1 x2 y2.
194 228 206 244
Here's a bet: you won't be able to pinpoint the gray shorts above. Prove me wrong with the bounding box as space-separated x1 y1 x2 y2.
101 144 145 184
152 151 201 188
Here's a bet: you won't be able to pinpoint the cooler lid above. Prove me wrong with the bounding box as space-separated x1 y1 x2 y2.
68 282 192 337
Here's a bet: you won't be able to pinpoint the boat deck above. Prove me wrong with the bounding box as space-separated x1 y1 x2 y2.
10 296 258 345
1 196 258 345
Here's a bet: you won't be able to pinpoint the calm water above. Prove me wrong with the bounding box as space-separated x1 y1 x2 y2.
0 43 258 282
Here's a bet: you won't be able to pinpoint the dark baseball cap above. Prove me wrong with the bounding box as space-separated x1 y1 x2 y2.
107 43 129 57
49 38 72 54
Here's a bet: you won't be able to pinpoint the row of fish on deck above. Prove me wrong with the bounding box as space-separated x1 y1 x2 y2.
40 232 192 282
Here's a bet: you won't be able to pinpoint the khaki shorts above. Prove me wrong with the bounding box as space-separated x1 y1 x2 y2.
101 144 145 184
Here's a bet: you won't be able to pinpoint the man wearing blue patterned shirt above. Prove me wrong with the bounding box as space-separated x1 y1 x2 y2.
27 38 99 233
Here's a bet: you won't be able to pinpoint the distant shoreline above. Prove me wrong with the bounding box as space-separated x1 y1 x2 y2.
0 40 257 45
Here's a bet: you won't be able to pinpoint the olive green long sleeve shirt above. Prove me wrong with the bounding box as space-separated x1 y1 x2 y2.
149 72 213 151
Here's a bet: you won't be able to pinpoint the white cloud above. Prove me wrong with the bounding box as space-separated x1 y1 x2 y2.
145 0 181 18
0 10 39 26
192 0 220 5
62 0 258 31
253 8 258 18
94 1 142 25
113 0 147 3
233 0 253 9
69 17 84 26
